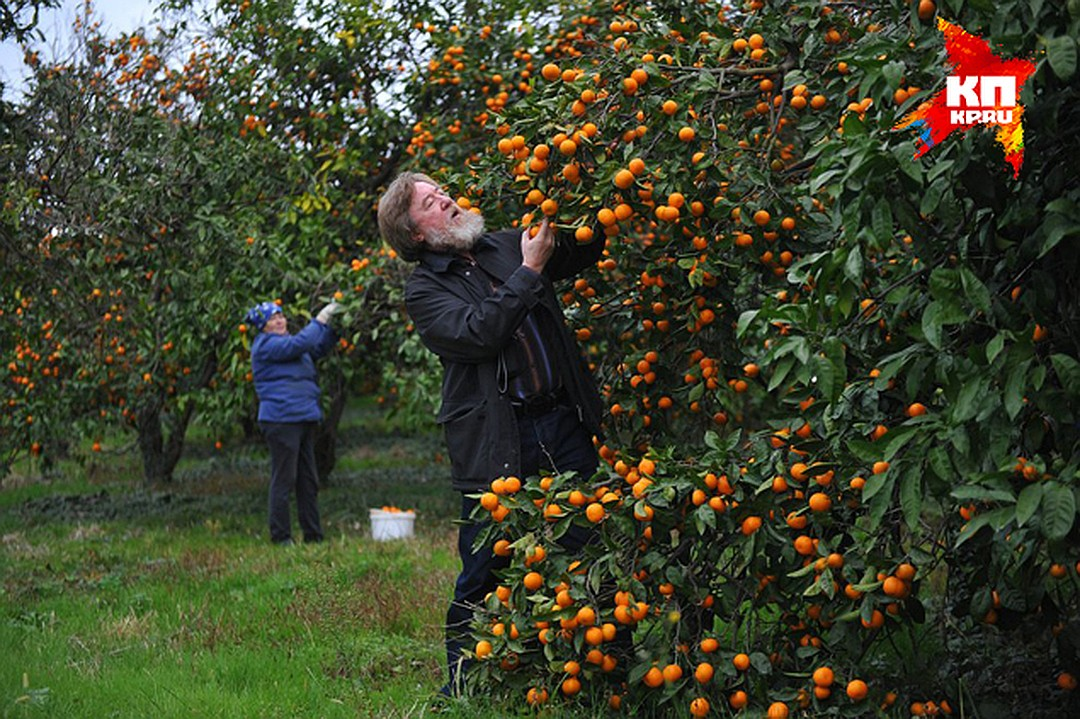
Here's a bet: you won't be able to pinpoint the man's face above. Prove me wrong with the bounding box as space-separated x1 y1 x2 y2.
409 181 484 253
263 312 287 335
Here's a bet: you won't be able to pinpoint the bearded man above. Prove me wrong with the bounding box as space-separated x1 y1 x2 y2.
377 172 605 694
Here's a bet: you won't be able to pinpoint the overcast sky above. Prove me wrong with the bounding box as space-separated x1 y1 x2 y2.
0 0 168 101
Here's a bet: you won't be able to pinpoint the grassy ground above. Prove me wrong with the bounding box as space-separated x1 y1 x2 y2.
0 400 509 719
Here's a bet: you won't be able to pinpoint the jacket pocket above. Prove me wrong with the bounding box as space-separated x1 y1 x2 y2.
438 400 489 480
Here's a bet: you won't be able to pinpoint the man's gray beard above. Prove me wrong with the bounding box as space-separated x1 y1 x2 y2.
426 211 485 253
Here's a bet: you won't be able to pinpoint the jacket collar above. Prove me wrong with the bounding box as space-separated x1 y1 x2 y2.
418 233 496 274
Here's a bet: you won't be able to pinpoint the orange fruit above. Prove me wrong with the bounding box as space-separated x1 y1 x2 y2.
694 662 714 683
475 640 493 659
585 502 605 523
643 666 664 688
808 493 832 512
561 676 581 695
1058 672 1078 690
678 126 696 142
846 679 869 701
576 605 596 626
741 516 763 535
732 653 750 671
895 562 916 581
753 209 771 226
690 697 710 717
917 0 936 21
541 63 561 81
700 637 719 653
662 663 683 682
861 609 885 629
766 701 790 719
906 402 927 417
729 690 748 709
812 666 834 687
882 576 907 597
872 460 890 475
614 169 636 189
523 571 543 591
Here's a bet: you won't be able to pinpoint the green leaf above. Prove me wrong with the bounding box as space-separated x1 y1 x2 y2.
1051 354 1080 391
767 356 796 392
950 486 1016 503
844 245 864 283
862 472 889 502
1015 483 1044 528
1046 35 1078 80
736 310 759 339
899 464 923 529
884 426 918 461
1042 484 1077 541
920 179 944 216
882 60 906 88
1039 213 1080 258
929 445 953 481
956 507 1014 547
688 381 705 403
871 199 894 247
959 267 991 313
814 355 836 404
954 377 989 423
1004 359 1031 420
986 333 1006 364
694 504 716 534
922 301 945 349
867 476 894 531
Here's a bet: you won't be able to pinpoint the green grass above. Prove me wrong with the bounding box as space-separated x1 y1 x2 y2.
0 399 523 719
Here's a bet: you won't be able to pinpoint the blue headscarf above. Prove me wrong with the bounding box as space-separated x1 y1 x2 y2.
246 301 283 331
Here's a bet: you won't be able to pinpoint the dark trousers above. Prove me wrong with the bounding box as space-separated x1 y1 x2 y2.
444 405 597 694
259 421 323 544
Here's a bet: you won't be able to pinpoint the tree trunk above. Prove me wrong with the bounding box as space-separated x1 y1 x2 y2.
136 341 220 486
136 403 169 486
136 398 198 486
314 365 348 484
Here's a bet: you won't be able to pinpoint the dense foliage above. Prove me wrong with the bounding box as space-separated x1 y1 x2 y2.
2 0 1079 715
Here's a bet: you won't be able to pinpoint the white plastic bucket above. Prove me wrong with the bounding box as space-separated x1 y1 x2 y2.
369 508 416 541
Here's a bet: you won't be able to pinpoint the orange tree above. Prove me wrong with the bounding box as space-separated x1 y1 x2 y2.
1 0 516 479
0 15 292 482
400 0 1080 715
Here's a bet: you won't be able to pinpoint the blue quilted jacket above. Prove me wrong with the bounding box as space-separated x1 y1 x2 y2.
251 319 335 423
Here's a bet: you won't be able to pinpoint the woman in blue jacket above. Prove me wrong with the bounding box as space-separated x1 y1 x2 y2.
246 300 338 545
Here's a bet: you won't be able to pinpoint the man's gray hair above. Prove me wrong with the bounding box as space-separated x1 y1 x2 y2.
377 172 438 262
